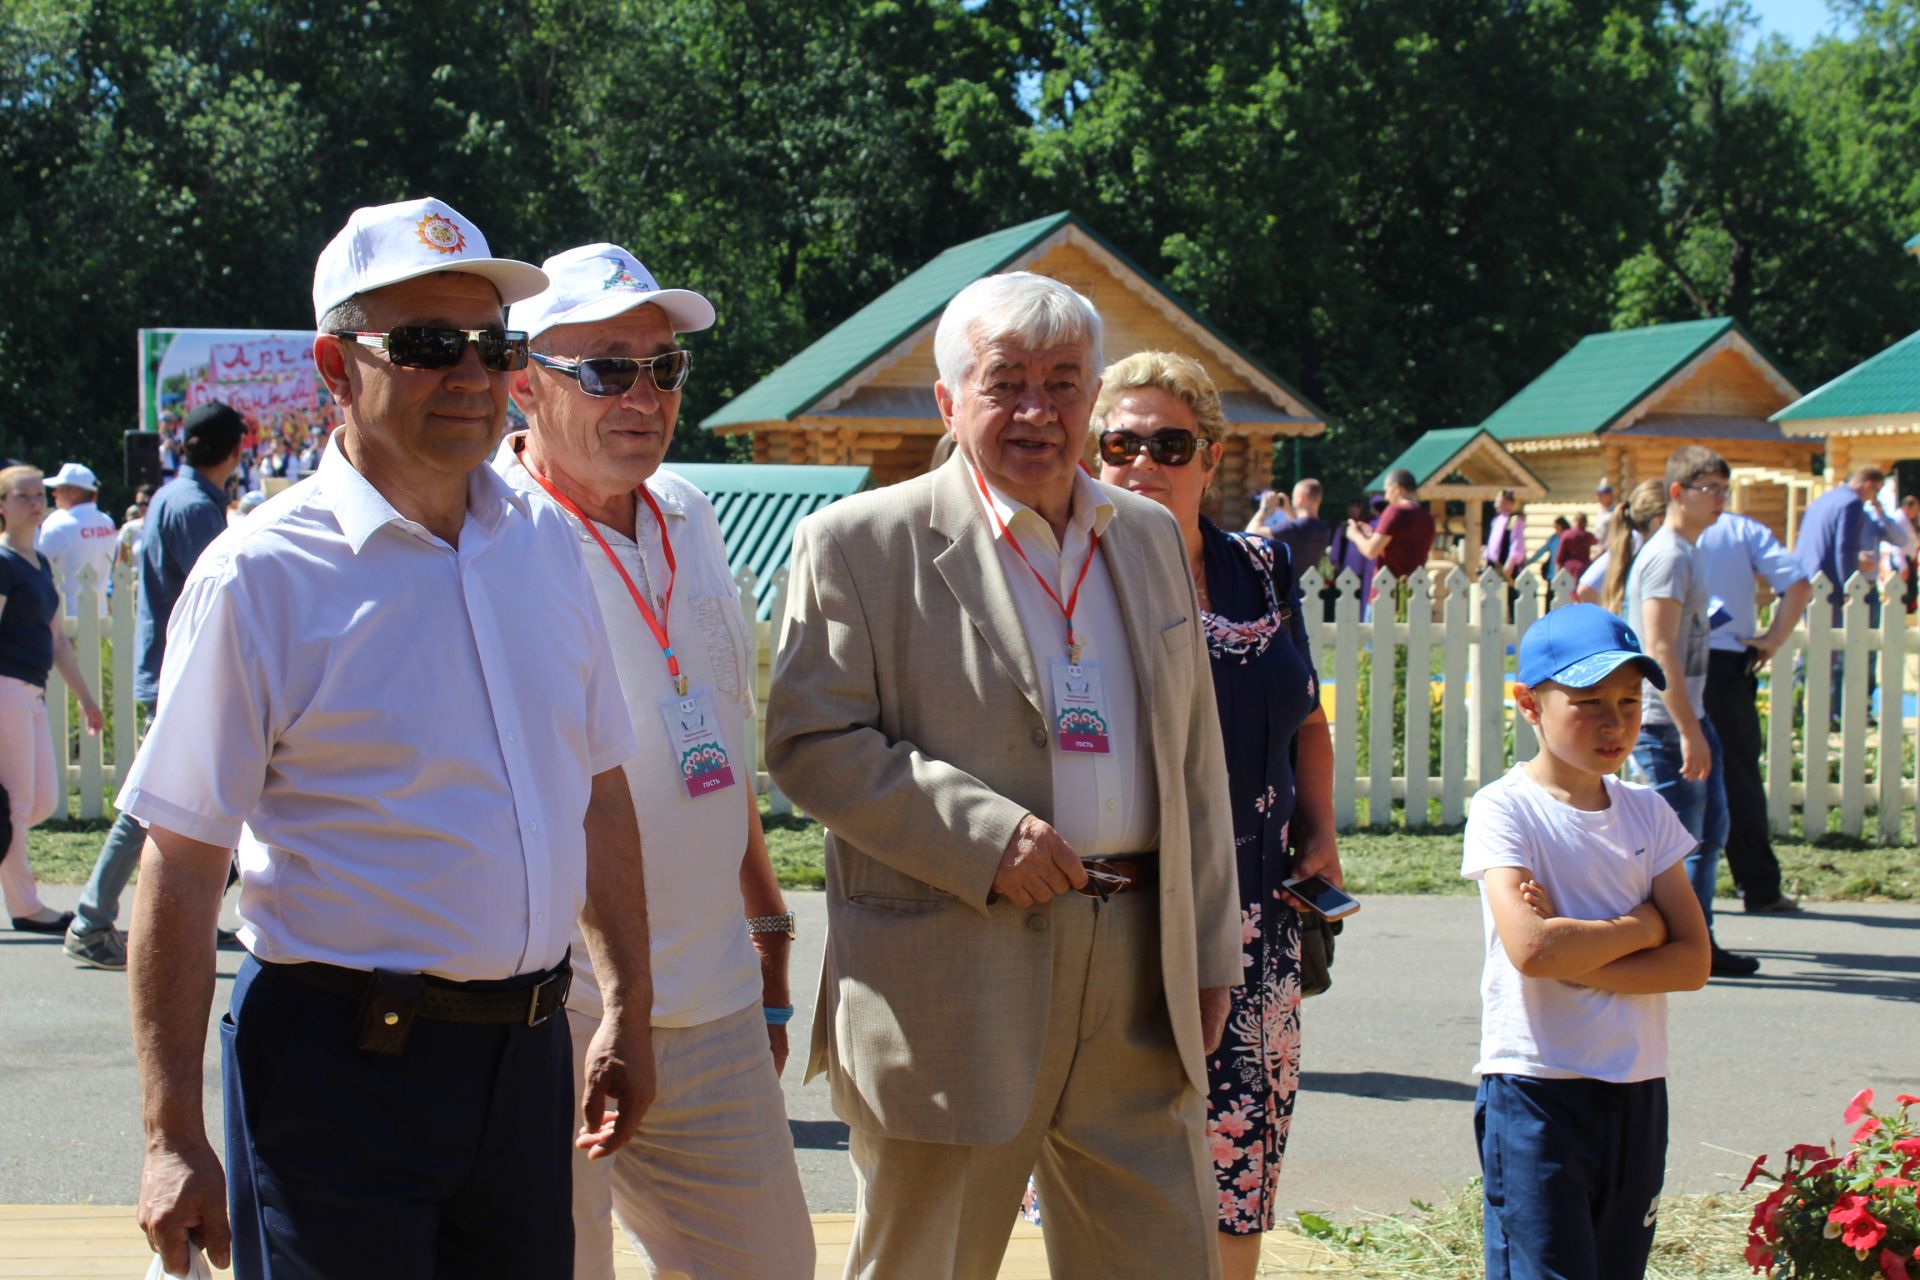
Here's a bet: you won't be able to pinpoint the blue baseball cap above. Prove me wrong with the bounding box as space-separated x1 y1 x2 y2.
1516 604 1666 691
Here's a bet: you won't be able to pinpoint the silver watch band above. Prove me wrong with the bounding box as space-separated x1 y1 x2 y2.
747 912 796 939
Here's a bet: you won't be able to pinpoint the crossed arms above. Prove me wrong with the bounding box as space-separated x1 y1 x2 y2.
1482 863 1711 994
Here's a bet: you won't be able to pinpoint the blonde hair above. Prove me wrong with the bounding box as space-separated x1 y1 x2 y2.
1602 478 1668 613
0 465 42 532
1091 350 1230 446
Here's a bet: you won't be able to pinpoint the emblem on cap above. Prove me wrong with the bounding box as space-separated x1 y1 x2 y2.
415 213 467 256
603 263 649 291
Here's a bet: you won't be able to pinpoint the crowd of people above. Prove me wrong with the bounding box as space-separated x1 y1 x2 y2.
0 194 1892 1280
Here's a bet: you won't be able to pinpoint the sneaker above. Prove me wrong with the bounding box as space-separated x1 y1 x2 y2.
1710 945 1761 978
63 925 128 971
1745 893 1801 914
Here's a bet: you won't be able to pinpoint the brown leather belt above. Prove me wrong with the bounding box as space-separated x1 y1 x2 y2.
269 955 572 1026
1077 855 1158 901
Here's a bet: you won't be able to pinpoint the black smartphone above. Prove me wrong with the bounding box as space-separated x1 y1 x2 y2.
1283 875 1361 920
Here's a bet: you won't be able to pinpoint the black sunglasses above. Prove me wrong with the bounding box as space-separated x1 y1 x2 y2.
528 349 692 396
331 327 529 372
1097 428 1209 467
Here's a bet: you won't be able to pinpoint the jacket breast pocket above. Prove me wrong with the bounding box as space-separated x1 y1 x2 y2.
1161 615 1193 655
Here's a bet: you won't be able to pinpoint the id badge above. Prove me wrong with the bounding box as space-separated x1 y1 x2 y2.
1049 658 1112 754
657 685 738 798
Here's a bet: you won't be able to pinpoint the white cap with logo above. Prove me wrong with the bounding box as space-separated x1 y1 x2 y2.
47 463 99 491
508 243 715 340
311 197 549 326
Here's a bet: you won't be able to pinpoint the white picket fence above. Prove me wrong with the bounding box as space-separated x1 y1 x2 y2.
48 558 1914 842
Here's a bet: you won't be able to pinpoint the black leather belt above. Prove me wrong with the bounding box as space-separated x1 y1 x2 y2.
1077 854 1158 901
270 955 572 1027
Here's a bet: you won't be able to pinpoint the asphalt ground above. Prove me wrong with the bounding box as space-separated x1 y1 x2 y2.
2 886 1915 1225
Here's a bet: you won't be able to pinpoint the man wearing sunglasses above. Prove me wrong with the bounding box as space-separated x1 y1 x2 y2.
766 272 1238 1279
119 198 655 1279
496 242 813 1280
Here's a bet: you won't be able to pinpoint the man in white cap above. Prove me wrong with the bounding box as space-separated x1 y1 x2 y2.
120 198 656 1278
495 242 813 1279
36 462 116 617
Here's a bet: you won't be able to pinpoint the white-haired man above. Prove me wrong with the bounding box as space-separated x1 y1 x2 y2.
36 462 116 617
767 272 1238 1279
496 242 813 1279
120 198 655 1278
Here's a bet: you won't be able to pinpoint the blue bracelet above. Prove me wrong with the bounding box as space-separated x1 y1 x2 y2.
764 1005 795 1026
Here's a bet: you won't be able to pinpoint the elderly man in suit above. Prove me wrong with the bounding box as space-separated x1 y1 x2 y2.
766 272 1238 1280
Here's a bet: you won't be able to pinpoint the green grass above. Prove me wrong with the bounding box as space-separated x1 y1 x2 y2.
1290 1181 1750 1278
30 793 1917 902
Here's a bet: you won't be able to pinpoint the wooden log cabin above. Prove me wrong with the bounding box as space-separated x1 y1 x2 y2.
1773 328 1920 511
1367 427 1549 568
701 211 1325 521
1418 318 1821 553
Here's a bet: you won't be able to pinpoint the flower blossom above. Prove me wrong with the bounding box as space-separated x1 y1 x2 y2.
1846 1089 1876 1125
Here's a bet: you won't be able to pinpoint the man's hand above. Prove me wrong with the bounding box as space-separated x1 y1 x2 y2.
139 1136 230 1275
1199 986 1231 1054
991 814 1088 907
1680 723 1711 781
1628 900 1670 950
575 1012 656 1161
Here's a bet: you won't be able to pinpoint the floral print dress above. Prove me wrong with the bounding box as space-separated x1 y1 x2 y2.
1199 518 1320 1235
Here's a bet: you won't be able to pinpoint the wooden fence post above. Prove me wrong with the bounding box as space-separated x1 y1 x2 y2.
1439 567 1471 825
1838 573 1874 838
1367 569 1399 828
1877 574 1907 844
1473 568 1506 793
1330 568 1361 830
1404 568 1433 826
1802 573 1834 835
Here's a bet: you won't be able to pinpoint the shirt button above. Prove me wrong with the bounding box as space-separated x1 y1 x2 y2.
1031 728 1047 747
1026 915 1048 933
506 731 518 744
526 820 538 833
536 913 545 924
1104 798 1116 811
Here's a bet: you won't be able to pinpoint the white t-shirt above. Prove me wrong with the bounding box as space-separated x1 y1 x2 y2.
1461 766 1694 1083
36 501 117 617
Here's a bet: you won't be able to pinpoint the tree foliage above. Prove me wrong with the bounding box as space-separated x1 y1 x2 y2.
3 0 1918 511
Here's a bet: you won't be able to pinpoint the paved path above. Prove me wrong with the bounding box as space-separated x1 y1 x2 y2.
2 888 1915 1226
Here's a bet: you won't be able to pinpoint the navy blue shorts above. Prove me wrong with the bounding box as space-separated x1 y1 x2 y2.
1475 1073 1668 1280
221 954 574 1279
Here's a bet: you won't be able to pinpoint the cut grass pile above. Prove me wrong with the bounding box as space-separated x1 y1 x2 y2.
30 797 1919 900
1284 1180 1751 1278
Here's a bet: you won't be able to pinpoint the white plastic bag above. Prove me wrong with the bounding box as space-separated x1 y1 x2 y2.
143 1250 214 1280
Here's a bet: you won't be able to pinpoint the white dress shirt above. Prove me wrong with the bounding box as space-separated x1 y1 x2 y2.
36 500 117 617
494 437 762 1027
1696 513 1809 653
117 432 637 982
966 459 1158 856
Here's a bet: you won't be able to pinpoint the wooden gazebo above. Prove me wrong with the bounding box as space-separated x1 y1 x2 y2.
701 212 1325 520
1472 318 1819 551
1368 427 1548 567
1773 328 1920 506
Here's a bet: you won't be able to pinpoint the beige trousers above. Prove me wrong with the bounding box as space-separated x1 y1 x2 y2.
568 1001 815 1280
843 889 1219 1280
0 677 58 919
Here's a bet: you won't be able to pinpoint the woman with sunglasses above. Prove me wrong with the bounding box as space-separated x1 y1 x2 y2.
1092 352 1339 1279
0 464 102 933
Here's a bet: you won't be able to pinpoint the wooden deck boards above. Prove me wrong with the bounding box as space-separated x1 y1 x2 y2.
0 1206 1347 1277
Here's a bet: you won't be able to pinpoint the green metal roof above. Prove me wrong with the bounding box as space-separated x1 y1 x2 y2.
702 211 1325 430
664 463 871 618
1773 329 1920 423
1366 425 1545 494
1480 318 1787 441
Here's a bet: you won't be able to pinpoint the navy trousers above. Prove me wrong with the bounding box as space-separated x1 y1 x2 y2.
1476 1074 1668 1280
221 954 574 1279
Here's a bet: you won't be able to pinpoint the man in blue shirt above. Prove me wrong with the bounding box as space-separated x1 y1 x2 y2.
1264 478 1332 574
63 402 245 969
1697 512 1811 916
1794 467 1908 723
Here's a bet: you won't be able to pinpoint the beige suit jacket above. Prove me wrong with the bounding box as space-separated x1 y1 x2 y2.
765 457 1239 1146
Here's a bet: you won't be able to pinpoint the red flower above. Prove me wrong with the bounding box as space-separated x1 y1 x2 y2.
1829 1191 1888 1251
1874 1176 1918 1189
1742 1153 1770 1190
1848 1090 1877 1125
1743 1236 1774 1271
1896 1094 1920 1108
1894 1138 1920 1158
1750 1186 1789 1240
1883 1249 1912 1280
1789 1142 1833 1163
1856 1116 1885 1143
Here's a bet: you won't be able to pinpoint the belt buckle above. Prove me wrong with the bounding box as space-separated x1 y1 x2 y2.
526 967 569 1027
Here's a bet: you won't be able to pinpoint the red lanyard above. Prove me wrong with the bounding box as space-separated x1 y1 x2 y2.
972 465 1098 664
523 457 685 696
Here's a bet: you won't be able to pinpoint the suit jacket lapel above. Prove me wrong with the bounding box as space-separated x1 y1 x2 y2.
930 457 1047 717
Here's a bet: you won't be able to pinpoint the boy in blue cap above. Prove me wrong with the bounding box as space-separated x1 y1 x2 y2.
1462 604 1712 1278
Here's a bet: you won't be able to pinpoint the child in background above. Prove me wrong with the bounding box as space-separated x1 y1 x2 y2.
1461 604 1711 1279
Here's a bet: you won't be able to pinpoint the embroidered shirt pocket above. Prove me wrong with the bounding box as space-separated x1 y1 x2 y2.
692 593 750 706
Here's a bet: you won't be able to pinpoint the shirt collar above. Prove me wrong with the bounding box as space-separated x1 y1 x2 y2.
492 430 688 539
318 428 528 554
962 455 1115 553
181 466 226 506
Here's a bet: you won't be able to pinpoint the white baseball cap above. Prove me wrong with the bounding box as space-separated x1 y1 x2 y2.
508 243 715 340
47 462 99 491
311 197 549 326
